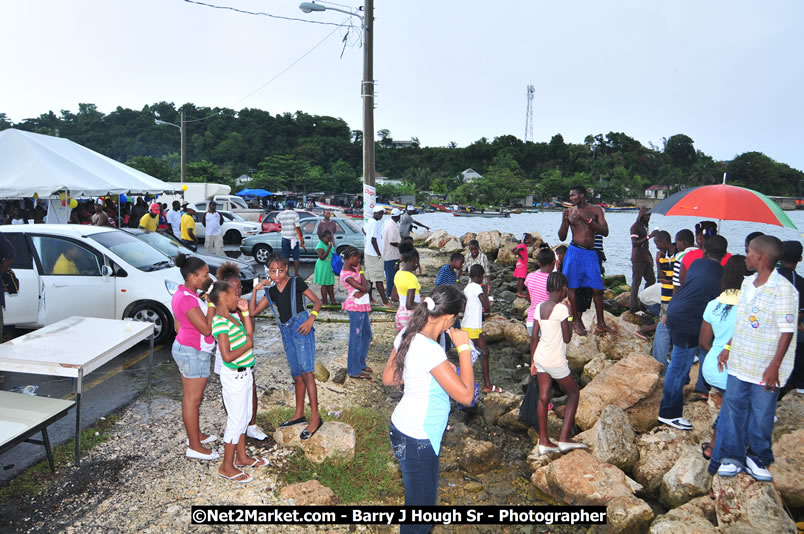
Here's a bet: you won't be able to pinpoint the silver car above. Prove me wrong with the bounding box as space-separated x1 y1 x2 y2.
240 217 364 264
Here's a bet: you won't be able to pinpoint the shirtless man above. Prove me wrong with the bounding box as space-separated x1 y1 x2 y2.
557 185 616 336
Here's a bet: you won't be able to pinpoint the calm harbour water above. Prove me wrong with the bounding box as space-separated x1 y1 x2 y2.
409 211 804 284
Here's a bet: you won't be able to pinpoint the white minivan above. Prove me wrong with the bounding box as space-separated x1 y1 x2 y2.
2 224 185 344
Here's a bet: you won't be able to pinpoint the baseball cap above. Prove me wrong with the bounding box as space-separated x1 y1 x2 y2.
406 205 415 211
373 205 386 213
182 203 196 212
149 203 161 214
209 200 217 206
391 208 403 216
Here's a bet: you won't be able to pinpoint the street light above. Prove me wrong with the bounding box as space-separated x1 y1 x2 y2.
299 1 375 219
154 111 186 184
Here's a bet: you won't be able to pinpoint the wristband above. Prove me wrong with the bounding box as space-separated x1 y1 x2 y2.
207 302 215 308
456 344 471 354
567 316 573 322
311 310 319 317
587 218 593 224
724 344 731 351
240 311 249 317
359 270 364 274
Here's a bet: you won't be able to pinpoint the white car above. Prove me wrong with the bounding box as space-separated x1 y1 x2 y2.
2 224 184 344
192 210 261 244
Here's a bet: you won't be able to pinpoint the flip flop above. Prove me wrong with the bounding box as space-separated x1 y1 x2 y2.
482 385 504 393
236 457 270 468
219 470 253 484
349 371 372 380
634 331 649 341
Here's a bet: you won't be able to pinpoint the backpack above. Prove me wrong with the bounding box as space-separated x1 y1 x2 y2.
331 252 344 275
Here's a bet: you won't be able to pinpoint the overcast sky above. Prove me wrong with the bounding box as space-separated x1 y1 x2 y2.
2 0 802 170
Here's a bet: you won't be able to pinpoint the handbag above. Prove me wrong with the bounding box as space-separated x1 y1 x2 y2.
518 374 541 427
331 252 344 275
2 269 19 295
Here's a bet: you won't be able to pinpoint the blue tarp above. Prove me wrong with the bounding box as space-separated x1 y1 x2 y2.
236 188 274 197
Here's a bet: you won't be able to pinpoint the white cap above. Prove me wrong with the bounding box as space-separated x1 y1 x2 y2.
373 205 386 213
406 205 415 210
391 208 403 216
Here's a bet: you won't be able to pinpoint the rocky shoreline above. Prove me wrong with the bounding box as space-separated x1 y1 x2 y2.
1 233 801 533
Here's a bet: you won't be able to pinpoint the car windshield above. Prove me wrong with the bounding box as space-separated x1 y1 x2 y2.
134 231 192 258
90 231 174 271
222 211 246 222
342 219 361 232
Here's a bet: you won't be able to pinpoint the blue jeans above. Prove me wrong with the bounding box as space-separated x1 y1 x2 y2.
709 373 778 474
384 260 398 299
278 312 316 377
652 320 671 370
347 311 372 376
658 344 699 419
389 422 439 534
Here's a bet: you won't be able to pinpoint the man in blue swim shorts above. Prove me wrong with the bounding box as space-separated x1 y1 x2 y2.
557 185 617 336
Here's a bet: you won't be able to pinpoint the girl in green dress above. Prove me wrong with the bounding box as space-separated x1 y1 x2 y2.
314 230 336 304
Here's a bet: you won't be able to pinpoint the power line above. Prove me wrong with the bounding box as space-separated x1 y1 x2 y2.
183 0 345 26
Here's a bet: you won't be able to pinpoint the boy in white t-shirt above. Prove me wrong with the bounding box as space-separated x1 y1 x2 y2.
464 265 496 393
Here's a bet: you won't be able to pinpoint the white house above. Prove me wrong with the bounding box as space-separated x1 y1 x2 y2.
460 168 484 183
375 175 403 186
645 185 670 199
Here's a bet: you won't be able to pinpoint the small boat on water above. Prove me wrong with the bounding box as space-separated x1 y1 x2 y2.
604 205 640 212
430 203 451 212
452 211 511 218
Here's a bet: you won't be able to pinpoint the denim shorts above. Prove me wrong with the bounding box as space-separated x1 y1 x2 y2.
279 311 316 377
172 341 212 378
281 238 300 261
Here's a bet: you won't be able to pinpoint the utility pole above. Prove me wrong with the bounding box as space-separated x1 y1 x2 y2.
362 0 375 217
180 110 186 184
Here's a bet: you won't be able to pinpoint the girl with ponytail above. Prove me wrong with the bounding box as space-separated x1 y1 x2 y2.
382 286 475 532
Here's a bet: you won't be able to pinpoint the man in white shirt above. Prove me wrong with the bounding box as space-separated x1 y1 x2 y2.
204 201 225 256
364 205 389 305
167 200 182 238
276 201 305 276
382 209 402 300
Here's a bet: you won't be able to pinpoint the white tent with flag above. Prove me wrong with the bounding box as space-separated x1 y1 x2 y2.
0 128 175 198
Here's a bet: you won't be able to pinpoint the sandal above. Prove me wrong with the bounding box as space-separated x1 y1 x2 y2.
236 457 270 468
219 469 253 484
349 371 372 380
634 331 649 341
701 442 712 460
482 385 505 393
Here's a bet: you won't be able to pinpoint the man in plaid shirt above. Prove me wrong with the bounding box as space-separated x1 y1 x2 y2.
710 235 797 481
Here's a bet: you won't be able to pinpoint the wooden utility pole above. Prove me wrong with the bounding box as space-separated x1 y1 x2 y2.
361 0 375 213
180 110 186 184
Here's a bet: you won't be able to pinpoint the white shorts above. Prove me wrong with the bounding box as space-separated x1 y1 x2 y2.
220 366 254 444
534 360 571 380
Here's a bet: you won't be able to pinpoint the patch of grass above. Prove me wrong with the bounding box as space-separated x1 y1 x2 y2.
0 413 120 502
257 406 403 504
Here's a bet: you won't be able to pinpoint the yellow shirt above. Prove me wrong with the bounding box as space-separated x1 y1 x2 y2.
180 213 196 241
52 254 79 275
139 213 158 232
394 270 420 300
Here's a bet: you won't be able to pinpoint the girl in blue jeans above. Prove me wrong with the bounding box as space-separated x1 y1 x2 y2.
251 253 323 440
340 247 373 380
382 286 476 534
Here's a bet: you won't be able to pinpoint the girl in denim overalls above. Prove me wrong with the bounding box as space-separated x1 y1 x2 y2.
251 253 324 440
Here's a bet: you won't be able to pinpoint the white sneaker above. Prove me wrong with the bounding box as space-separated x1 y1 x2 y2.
658 416 693 430
247 424 267 440
717 463 742 477
745 456 772 481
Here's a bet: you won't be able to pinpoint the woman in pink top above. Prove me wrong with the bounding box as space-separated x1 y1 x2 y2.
171 254 218 461
524 247 556 335
514 233 533 297
340 246 373 379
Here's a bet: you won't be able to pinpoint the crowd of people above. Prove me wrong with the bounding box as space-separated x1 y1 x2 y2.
159 184 799 534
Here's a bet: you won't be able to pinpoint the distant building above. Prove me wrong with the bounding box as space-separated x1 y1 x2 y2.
376 175 403 186
236 174 253 186
460 168 484 183
390 139 416 149
645 185 670 199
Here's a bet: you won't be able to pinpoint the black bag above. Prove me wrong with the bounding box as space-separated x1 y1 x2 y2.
518 374 540 427
2 269 19 295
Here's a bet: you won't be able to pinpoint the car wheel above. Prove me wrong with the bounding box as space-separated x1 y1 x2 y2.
127 302 172 344
253 244 272 265
224 229 242 244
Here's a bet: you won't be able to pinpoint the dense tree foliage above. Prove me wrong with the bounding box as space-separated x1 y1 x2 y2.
3 102 801 203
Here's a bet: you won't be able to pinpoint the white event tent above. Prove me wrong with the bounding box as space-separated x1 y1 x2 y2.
0 128 175 198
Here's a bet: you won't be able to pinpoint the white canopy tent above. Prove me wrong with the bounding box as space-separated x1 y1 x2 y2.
0 128 175 198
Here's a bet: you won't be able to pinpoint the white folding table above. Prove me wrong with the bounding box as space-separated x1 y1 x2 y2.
0 316 155 465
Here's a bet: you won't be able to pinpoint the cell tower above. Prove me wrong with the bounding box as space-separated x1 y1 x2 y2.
524 84 535 142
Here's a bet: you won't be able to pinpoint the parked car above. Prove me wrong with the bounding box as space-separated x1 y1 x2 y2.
1 224 184 344
240 217 364 264
192 210 261 244
259 210 316 233
192 197 263 222
123 229 256 294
